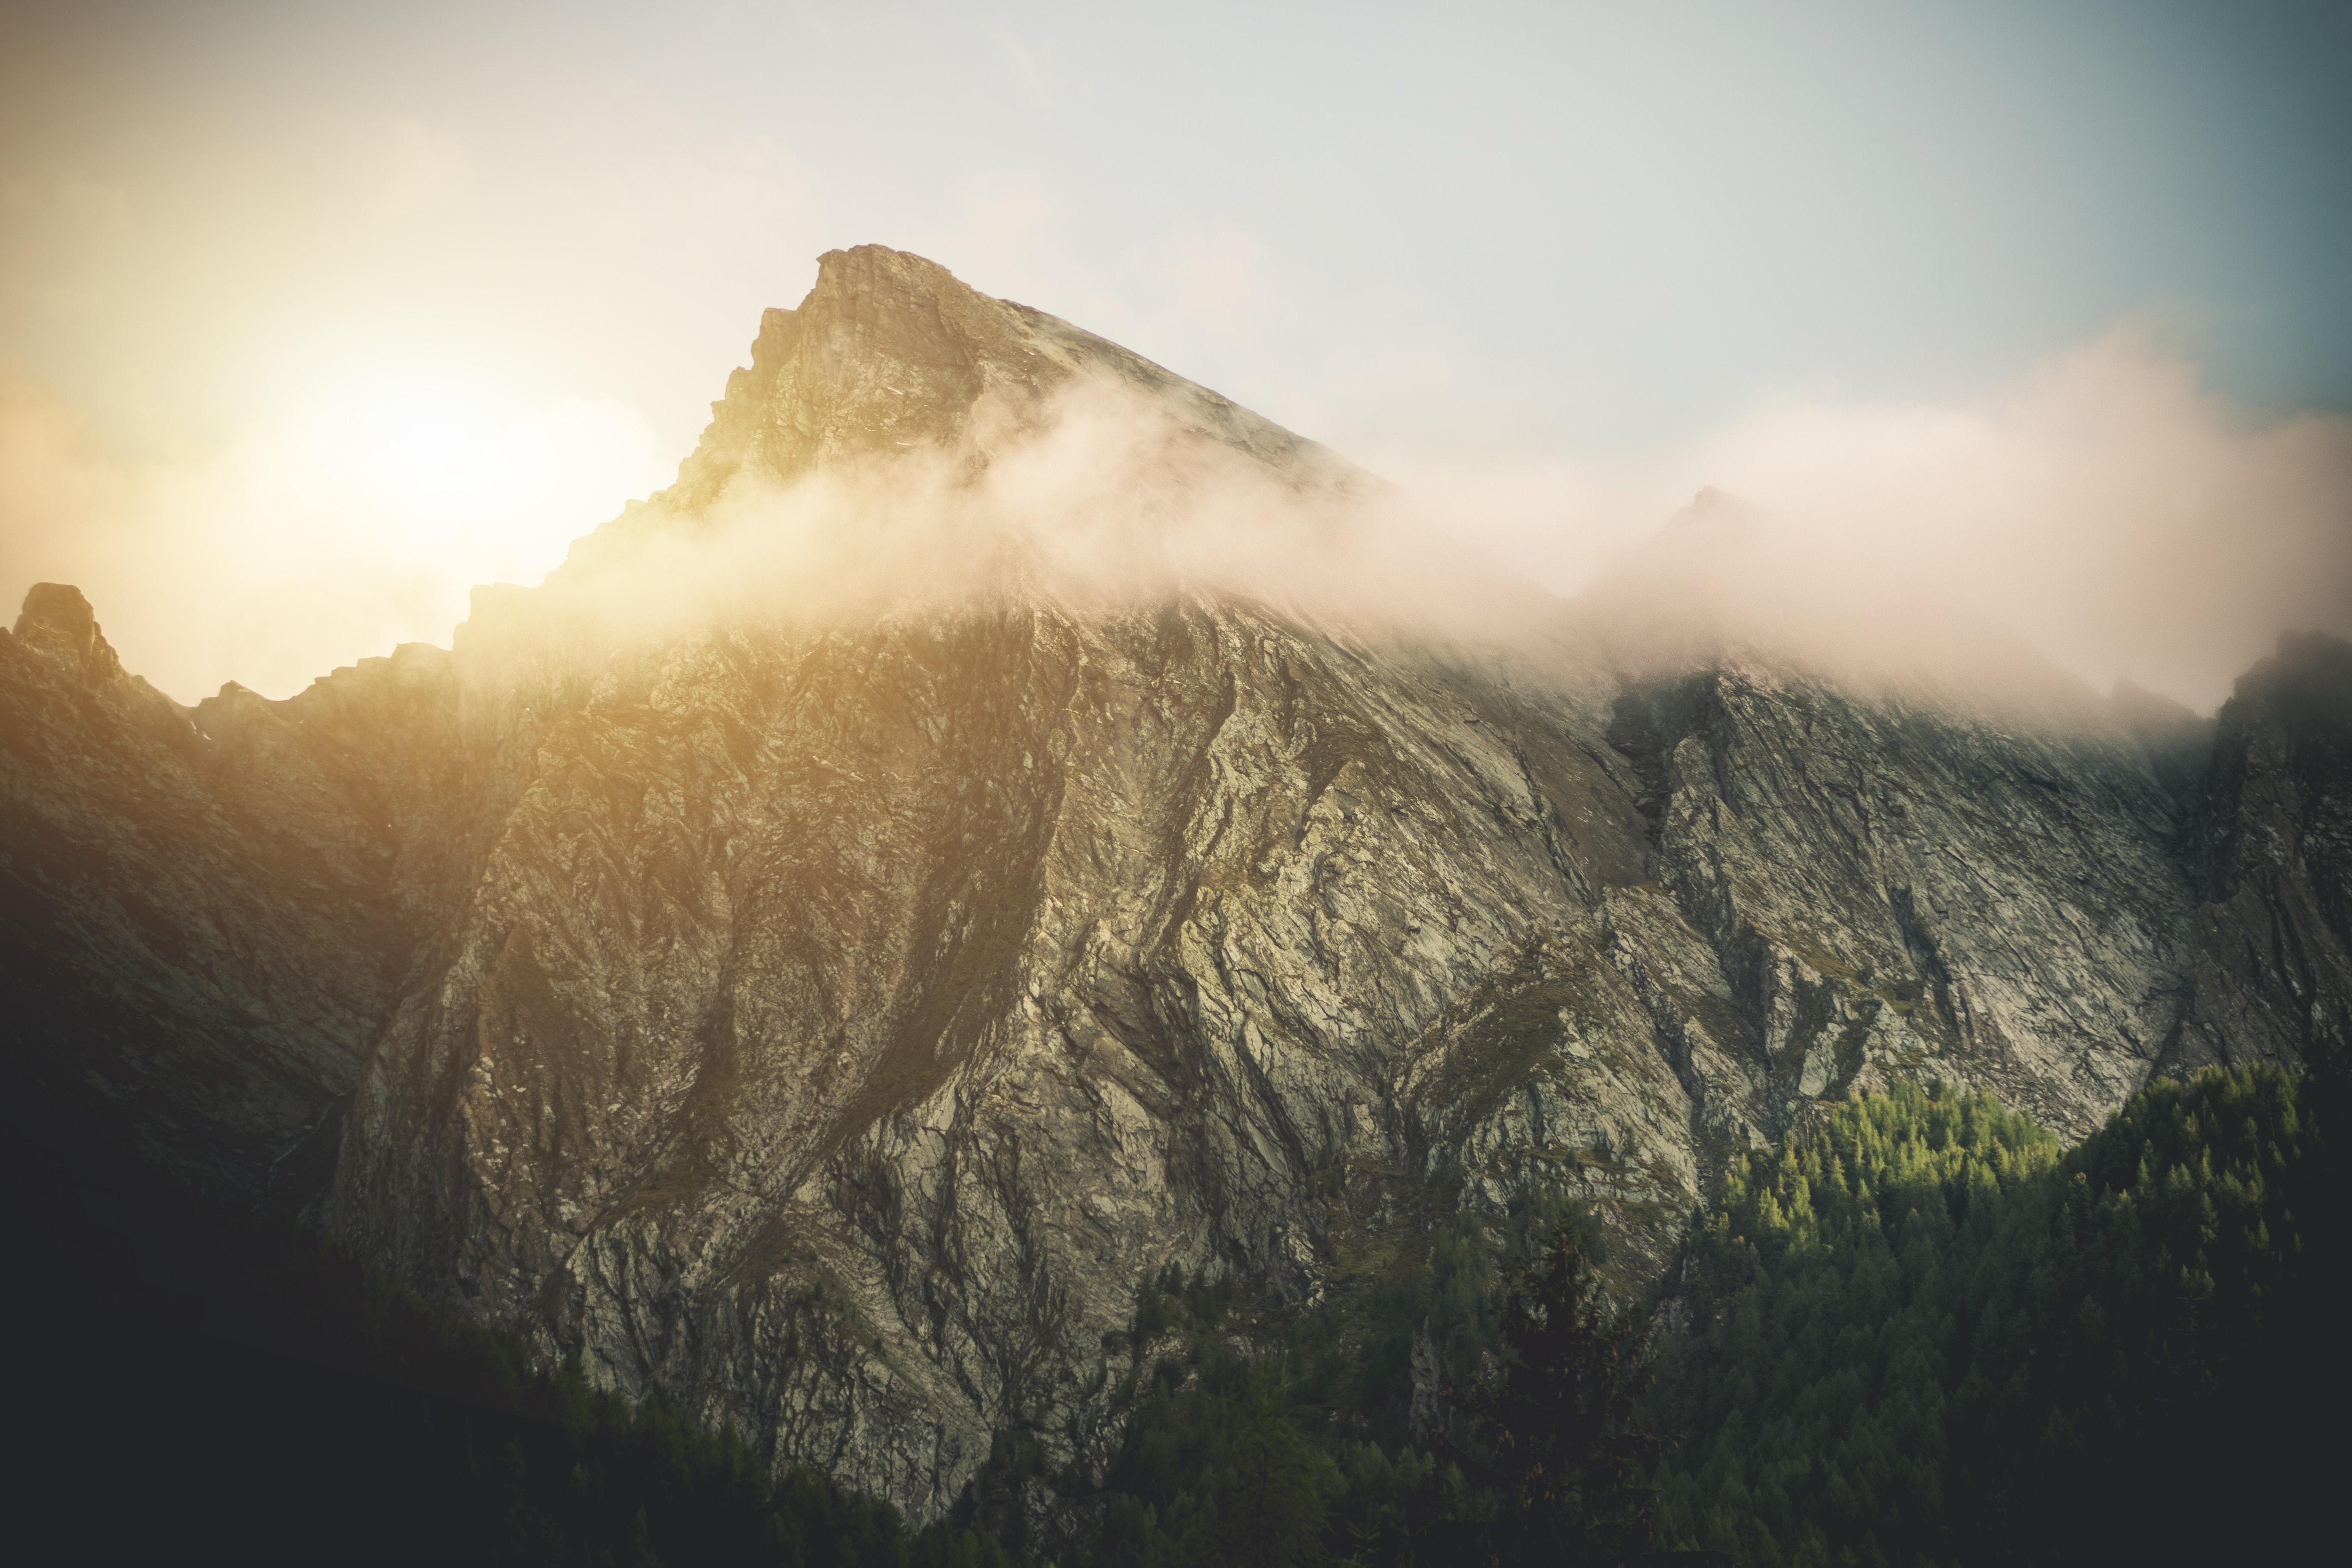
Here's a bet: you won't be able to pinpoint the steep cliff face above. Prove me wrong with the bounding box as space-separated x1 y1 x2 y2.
2178 633 2352 1072
1603 663 2201 1140
5 245 2343 1519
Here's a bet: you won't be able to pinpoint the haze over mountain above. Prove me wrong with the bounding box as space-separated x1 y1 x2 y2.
4 247 2346 1522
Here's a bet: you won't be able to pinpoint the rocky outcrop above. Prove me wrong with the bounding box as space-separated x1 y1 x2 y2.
1599 663 2201 1141
561 244 1359 579
5 245 2343 1518
2176 632 2352 1074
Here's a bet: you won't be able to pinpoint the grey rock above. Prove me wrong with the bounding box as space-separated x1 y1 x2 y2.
2174 632 2352 1072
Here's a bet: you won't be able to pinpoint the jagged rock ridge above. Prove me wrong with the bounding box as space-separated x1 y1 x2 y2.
563 245 1360 579
3 246 2345 1518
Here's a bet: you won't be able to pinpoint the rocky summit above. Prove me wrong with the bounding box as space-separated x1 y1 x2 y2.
4 245 2346 1518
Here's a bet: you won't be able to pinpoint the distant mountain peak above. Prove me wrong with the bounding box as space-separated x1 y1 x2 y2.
12 582 123 681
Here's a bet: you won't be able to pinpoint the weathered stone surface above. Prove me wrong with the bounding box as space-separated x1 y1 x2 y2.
561 244 1359 580
1600 662 2203 1140
6 246 2345 1519
2175 632 2352 1072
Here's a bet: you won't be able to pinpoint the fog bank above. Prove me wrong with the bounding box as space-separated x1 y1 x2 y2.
1393 330 2352 711
3 328 2346 711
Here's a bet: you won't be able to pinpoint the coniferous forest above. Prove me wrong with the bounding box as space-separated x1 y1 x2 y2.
18 1041 2337 1565
1646 1066 2338 1566
957 1063 2338 1567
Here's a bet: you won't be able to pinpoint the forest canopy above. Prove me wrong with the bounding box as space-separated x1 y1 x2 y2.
1646 1066 2337 1567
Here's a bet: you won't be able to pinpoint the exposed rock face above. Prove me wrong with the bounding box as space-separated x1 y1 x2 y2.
1599 665 2202 1140
2178 633 2352 1072
5 245 2345 1517
566 245 1357 577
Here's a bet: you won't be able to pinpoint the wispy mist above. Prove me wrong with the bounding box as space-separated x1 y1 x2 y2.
1390 330 2352 710
5 324 2345 713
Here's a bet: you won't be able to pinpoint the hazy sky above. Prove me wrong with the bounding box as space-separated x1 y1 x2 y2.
3 1 2348 703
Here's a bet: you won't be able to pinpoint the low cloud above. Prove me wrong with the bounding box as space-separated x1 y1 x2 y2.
1387 328 2352 710
533 377 1386 636
5 326 2345 717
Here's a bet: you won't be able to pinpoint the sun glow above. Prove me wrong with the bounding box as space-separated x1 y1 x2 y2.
277 361 673 587
310 370 512 535
0 355 675 701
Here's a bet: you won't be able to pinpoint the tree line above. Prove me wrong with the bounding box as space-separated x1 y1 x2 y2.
963 1061 2337 1567
1647 1063 2336 1565
20 1015 2333 1563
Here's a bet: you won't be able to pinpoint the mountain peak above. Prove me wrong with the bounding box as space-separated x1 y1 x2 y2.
661 244 1045 508
11 582 124 680
646 245 1350 519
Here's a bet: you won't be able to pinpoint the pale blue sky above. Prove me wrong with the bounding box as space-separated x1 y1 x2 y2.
6 0 2348 458
3 2 2347 705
